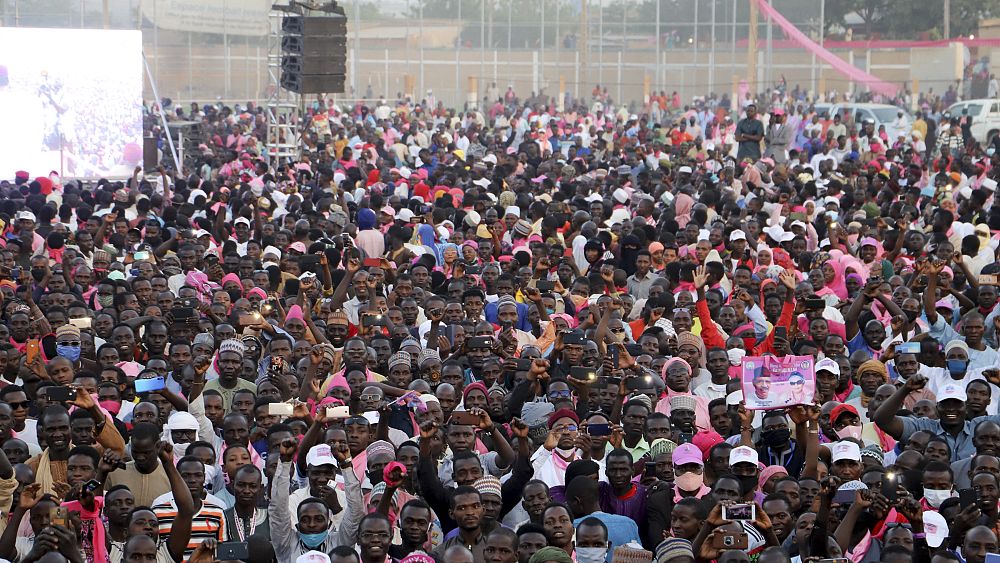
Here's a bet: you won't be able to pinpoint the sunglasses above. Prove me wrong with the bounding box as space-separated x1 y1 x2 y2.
549 390 572 399
789 380 804 386
360 394 381 402
7 401 28 409
58 341 81 347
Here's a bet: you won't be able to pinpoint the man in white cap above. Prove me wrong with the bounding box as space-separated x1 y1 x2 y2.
874 377 1000 461
727 445 761 503
828 440 862 482
271 440 362 563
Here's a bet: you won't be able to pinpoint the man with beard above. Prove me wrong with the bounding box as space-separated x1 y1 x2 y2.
204 340 256 411
387 499 435 560
434 487 487 560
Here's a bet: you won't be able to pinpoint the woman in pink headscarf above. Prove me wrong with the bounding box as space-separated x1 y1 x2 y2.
674 191 694 229
655 357 710 430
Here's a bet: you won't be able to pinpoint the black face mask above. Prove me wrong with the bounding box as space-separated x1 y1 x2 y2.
904 309 920 323
761 428 791 449
30 269 45 282
227 289 242 303
737 474 759 496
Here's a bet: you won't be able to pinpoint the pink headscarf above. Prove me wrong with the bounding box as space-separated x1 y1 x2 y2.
550 313 577 329
185 271 220 306
285 305 305 323
220 273 243 290
758 465 789 491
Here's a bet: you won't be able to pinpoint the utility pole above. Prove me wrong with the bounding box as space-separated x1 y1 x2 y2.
944 0 950 38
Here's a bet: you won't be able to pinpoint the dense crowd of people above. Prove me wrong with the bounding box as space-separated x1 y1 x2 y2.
1 81 1000 563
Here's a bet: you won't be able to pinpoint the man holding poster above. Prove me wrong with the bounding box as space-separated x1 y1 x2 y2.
741 356 816 410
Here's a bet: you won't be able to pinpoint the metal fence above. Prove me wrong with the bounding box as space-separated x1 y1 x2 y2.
3 0 851 109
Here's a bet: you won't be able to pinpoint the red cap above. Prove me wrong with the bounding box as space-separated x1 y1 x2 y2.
691 429 725 461
547 407 580 429
830 404 859 424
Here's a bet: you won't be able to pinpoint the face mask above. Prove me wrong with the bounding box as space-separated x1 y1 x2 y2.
904 310 920 323
298 530 328 549
675 471 705 492
737 474 759 496
172 441 191 460
227 289 242 303
30 269 45 283
97 295 114 307
990 148 997 156
554 447 577 459
56 344 81 362
947 359 969 377
761 428 791 448
575 547 608 563
98 400 121 415
922 487 955 508
836 425 863 441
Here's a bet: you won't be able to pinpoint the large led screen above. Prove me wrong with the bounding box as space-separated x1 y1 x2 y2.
0 28 143 179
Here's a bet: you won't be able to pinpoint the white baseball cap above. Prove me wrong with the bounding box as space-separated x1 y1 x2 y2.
729 229 747 242
296 552 331 563
678 166 693 174
938 382 967 403
831 440 861 463
729 445 759 467
815 358 840 376
305 444 337 467
397 209 415 222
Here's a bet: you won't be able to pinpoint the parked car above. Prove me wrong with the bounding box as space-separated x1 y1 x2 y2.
829 103 913 140
946 99 1000 145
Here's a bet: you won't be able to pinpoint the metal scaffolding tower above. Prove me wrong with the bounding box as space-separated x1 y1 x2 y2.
265 2 303 165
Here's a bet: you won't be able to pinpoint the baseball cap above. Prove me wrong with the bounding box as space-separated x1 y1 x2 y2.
831 441 862 463
15 211 35 223
672 443 704 466
815 358 840 376
729 229 747 242
288 241 307 254
234 217 251 227
305 444 337 467
830 404 859 424
729 445 759 466
296 552 331 563
397 209 415 222
938 382 967 403
678 166 693 174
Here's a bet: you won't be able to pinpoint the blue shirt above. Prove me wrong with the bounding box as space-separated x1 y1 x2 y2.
573 511 641 562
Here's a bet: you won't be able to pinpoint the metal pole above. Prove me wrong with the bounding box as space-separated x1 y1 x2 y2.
540 0 545 87
456 0 462 107
944 0 950 39
710 0 716 95
766 4 772 90
655 0 661 92
142 52 181 172
354 0 360 96
555 0 560 95
598 0 603 87
693 0 698 101
481 0 485 100
731 0 736 85
819 0 825 101
419 0 424 98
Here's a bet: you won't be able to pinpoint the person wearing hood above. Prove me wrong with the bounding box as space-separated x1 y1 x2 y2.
355 207 384 259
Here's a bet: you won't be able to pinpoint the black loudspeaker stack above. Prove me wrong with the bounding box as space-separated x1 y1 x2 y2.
280 14 348 94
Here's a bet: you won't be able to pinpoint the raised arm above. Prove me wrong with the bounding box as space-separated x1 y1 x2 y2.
160 443 195 563
873 374 927 439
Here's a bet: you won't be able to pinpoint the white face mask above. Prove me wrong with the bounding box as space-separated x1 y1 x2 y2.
575 547 608 563
922 488 955 508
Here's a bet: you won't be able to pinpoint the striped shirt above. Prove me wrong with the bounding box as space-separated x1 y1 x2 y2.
152 493 227 562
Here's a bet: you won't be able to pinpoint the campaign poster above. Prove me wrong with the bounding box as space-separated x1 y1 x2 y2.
740 355 815 410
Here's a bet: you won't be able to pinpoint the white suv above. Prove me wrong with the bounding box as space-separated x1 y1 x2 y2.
946 99 1000 145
